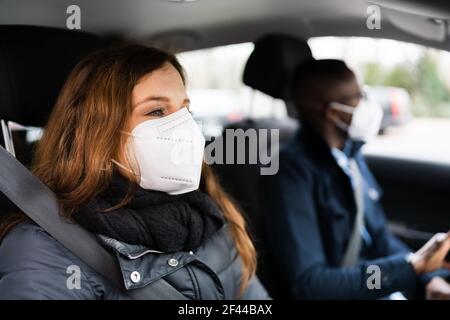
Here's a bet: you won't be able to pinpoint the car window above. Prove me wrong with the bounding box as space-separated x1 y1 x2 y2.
177 43 288 137
310 36 450 164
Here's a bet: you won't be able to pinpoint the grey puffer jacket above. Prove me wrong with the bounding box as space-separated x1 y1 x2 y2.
0 221 269 300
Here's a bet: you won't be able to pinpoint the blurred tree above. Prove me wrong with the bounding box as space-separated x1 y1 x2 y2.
383 65 416 94
417 51 450 106
362 62 384 85
361 51 450 117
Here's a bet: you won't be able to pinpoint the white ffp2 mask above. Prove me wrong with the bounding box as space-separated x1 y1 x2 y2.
114 107 205 195
329 97 383 142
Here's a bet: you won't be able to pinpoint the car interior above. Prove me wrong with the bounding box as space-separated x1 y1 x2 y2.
1 0 450 300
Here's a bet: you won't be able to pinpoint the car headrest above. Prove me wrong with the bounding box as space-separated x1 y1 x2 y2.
243 34 313 100
0 26 105 127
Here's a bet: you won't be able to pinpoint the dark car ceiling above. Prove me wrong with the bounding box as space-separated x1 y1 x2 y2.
1 0 450 52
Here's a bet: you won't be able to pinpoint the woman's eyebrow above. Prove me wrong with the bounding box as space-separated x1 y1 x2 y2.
134 96 190 107
134 96 170 107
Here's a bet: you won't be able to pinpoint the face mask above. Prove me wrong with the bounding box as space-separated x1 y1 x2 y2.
113 107 205 195
329 97 383 142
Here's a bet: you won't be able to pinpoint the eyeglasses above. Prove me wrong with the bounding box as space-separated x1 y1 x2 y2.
335 90 367 106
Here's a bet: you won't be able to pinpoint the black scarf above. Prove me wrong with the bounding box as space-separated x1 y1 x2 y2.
74 173 225 253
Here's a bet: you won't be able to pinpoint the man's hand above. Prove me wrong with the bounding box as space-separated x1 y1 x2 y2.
426 276 450 300
409 231 450 275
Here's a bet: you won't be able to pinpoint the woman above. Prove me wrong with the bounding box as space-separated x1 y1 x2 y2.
0 45 269 300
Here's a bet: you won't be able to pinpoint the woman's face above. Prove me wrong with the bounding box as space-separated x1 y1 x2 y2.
118 63 190 176
129 62 190 131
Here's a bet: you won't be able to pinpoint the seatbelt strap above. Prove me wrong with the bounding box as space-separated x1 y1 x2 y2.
0 145 187 300
341 159 365 267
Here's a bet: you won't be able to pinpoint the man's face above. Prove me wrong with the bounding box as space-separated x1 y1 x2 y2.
321 76 362 127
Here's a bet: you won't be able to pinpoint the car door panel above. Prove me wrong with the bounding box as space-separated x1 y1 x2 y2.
365 154 450 250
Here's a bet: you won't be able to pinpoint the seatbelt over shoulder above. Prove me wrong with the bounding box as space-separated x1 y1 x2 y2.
0 145 187 300
340 159 365 268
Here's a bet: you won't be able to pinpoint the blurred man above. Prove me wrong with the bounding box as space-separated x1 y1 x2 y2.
261 59 450 299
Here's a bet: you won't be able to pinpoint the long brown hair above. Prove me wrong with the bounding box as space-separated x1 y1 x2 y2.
0 45 256 295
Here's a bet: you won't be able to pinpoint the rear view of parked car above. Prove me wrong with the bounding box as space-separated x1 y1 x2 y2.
369 86 412 132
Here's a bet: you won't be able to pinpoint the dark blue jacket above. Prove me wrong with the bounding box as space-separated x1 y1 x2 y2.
260 124 447 299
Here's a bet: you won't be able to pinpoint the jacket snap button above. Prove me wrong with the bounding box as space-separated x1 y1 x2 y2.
130 271 141 283
168 258 179 267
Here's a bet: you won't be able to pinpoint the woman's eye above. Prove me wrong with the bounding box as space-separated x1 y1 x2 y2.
146 108 164 117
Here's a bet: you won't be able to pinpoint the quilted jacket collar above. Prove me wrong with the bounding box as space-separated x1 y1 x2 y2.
97 224 233 290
